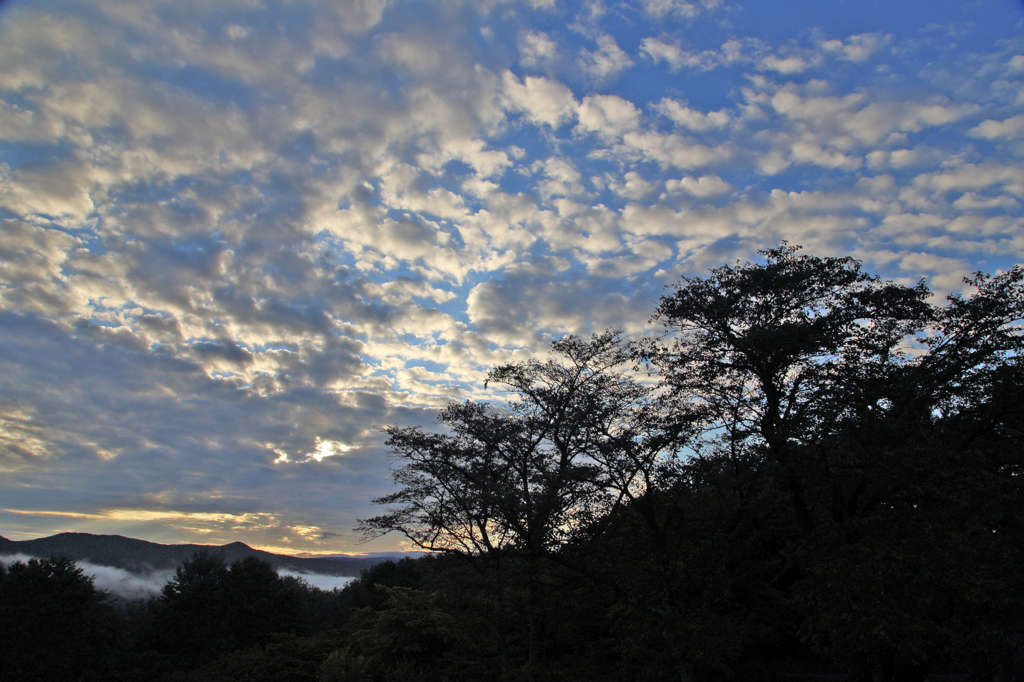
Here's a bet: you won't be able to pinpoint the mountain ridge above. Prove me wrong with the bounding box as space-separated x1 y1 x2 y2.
0 532 391 576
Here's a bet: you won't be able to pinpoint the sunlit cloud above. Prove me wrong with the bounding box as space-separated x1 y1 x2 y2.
3 508 279 527
272 437 354 464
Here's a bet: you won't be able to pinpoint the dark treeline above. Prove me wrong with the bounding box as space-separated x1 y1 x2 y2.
3 246 1022 682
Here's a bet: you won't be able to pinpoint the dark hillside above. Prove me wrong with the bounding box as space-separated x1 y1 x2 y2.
0 532 386 576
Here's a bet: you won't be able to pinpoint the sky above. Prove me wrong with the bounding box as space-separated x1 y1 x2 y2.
1 0 1023 555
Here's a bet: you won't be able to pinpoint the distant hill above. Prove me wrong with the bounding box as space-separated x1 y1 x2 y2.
0 532 392 577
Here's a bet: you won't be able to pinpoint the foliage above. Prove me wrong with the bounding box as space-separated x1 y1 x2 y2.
358 330 659 677
318 648 371 682
152 552 311 671
629 247 1024 680
637 243 935 530
359 330 654 563
0 555 118 682
365 245 1024 681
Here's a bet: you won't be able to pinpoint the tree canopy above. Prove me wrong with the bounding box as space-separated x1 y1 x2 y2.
0 555 117 682
359 330 654 563
365 244 1024 682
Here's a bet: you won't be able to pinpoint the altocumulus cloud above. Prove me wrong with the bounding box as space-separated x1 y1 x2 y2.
0 0 1022 552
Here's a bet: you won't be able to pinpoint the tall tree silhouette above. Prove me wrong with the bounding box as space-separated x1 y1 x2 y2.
0 556 116 682
360 331 656 677
632 245 1024 681
638 243 935 532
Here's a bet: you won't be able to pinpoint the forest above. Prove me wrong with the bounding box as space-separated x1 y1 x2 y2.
2 245 1022 682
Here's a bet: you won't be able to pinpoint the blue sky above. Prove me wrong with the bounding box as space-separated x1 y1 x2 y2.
1 0 1022 554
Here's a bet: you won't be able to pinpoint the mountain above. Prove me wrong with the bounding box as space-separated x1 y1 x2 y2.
0 532 391 576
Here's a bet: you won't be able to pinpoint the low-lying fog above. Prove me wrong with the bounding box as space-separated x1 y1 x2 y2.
0 553 355 599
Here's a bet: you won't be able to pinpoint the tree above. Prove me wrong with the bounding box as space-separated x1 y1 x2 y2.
636 245 1024 680
156 550 232 666
155 551 309 669
360 331 655 561
0 555 117 682
791 265 1024 681
359 330 656 675
358 245 1023 681
638 243 934 531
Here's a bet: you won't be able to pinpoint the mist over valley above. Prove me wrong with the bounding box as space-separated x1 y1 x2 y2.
0 532 392 598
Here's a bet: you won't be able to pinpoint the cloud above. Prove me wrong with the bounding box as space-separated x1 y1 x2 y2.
577 35 634 82
731 78 979 175
952 192 1020 210
0 402 53 470
970 114 1024 140
897 251 971 290
278 568 355 591
502 72 579 128
819 33 891 63
642 35 887 76
640 30 893 81
532 156 590 201
576 94 641 138
866 148 943 170
767 86 970 145
665 175 733 197
620 130 730 170
518 30 560 71
655 98 731 131
275 437 354 464
608 170 658 200
465 264 654 347
637 0 724 19
759 54 815 74
913 163 1024 196
640 37 745 72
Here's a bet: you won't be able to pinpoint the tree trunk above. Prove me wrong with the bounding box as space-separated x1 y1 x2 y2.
525 557 544 682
